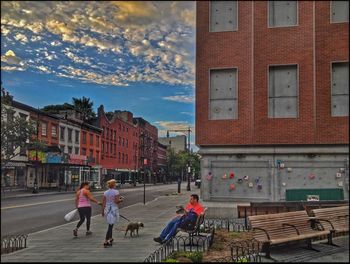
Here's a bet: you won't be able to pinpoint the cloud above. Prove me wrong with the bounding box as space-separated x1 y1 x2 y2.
162 95 194 104
180 112 194 116
1 1 196 87
1 50 21 65
155 121 194 138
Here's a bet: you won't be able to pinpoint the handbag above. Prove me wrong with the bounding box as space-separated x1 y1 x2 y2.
64 209 78 222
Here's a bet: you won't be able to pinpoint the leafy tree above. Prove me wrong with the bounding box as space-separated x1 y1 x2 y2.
41 103 74 114
1 88 40 164
72 96 96 121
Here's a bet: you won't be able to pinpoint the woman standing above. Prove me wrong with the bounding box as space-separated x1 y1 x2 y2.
73 182 101 237
102 179 123 247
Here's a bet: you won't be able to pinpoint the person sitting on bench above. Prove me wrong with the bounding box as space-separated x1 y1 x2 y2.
153 194 204 244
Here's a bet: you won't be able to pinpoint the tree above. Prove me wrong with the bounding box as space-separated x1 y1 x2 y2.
41 103 74 114
1 89 38 164
72 96 96 121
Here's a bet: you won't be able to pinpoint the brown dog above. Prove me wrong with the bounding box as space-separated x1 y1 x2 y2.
125 222 144 237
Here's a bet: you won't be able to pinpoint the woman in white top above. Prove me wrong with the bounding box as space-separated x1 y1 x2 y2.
102 179 123 247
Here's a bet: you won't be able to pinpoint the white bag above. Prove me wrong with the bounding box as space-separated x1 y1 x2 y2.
64 209 78 222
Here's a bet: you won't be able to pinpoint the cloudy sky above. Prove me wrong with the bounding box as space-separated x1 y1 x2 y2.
1 1 197 150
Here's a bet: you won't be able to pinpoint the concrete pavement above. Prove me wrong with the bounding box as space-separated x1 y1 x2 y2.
1 186 349 262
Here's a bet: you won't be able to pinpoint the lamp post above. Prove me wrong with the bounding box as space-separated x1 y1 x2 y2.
187 162 191 191
139 132 146 205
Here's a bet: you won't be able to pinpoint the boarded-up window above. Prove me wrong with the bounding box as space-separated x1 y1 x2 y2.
269 1 297 27
332 62 349 117
210 1 237 32
331 1 349 23
210 68 237 120
269 65 298 118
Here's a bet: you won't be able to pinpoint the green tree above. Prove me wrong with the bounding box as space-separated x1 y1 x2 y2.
72 96 96 121
1 89 39 164
41 103 74 114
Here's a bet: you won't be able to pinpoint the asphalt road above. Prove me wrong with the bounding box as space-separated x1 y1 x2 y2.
1 183 183 237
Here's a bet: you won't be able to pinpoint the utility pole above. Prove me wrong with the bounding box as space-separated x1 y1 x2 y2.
33 108 39 193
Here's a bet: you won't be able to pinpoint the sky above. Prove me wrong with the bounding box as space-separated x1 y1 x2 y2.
1 1 198 151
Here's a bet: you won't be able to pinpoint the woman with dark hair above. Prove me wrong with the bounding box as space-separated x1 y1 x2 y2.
73 182 101 237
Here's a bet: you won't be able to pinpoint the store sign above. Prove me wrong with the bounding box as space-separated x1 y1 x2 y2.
307 195 320 201
144 158 148 165
69 154 87 165
46 153 61 163
28 150 46 163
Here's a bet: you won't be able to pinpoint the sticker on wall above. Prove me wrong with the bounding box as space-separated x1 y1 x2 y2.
338 181 343 187
309 173 316 180
229 172 235 179
237 178 243 184
206 172 213 181
287 168 293 173
229 184 235 190
282 182 286 187
336 172 342 178
280 163 285 169
222 173 228 180
243 175 249 181
257 184 263 191
339 168 345 173
248 182 253 188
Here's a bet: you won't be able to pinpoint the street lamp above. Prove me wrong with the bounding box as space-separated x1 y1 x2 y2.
187 162 191 191
139 132 147 205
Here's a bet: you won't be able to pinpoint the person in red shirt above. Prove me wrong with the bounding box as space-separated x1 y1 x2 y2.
153 194 204 244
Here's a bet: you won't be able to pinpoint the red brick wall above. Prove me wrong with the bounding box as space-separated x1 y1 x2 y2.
29 112 59 146
80 128 101 166
196 1 349 146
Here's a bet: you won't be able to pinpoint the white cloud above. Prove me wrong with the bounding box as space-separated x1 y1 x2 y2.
155 121 194 138
14 33 28 43
162 95 194 104
1 50 21 65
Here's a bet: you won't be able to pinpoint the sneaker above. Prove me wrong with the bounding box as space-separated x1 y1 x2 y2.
86 231 92 236
73 229 78 237
153 237 162 244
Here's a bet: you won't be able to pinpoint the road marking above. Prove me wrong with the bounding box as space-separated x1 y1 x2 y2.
1 198 75 210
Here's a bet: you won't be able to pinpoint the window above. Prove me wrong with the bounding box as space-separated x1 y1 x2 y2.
6 109 14 122
41 122 47 136
118 152 121 162
60 126 65 141
102 141 104 153
96 151 100 163
75 147 79 155
90 133 93 145
89 149 93 158
126 154 128 164
126 127 128 133
113 131 116 141
331 62 349 116
75 130 79 143
122 138 125 147
331 1 349 23
119 124 121 130
209 68 238 120
210 1 237 32
68 128 73 142
19 113 28 120
82 148 86 155
82 131 87 144
269 65 298 118
106 128 109 139
126 139 128 147
68 146 73 154
123 125 125 132
269 1 297 27
52 125 57 137
119 137 121 146
122 153 124 163
102 126 105 138
96 136 100 147
114 144 116 155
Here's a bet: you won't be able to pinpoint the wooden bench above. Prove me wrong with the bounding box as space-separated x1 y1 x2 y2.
310 205 349 246
248 210 330 258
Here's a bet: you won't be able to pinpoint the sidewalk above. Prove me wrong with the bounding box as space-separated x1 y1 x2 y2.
1 189 199 262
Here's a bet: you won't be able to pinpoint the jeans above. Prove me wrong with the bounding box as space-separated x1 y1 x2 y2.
159 216 182 241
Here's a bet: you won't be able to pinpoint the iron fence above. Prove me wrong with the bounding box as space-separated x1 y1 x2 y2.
144 229 214 262
1 234 28 255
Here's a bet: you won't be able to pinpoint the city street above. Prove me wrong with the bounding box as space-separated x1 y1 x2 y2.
1 183 181 237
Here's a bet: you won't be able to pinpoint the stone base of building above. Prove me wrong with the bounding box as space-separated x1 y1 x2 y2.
199 145 349 208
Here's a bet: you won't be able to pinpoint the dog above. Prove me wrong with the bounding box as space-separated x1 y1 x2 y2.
124 222 144 237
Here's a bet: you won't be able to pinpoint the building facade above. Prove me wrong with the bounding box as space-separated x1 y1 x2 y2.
159 135 187 153
196 1 349 204
157 142 168 183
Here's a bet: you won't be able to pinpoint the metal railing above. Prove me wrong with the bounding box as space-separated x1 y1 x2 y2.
1 234 28 255
144 229 214 262
203 217 247 232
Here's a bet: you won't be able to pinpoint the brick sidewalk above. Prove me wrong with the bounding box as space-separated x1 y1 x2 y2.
1 190 198 262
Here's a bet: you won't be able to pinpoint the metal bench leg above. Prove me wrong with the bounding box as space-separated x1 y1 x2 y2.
325 232 340 247
305 239 320 252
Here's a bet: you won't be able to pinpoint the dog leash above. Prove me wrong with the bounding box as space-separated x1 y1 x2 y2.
119 214 131 222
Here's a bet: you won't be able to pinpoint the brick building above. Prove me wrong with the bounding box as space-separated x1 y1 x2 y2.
97 105 139 184
196 1 349 207
157 142 168 183
133 117 159 183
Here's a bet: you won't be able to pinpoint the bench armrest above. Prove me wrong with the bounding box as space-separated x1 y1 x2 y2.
252 227 271 240
282 223 300 235
336 215 349 219
313 218 335 230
